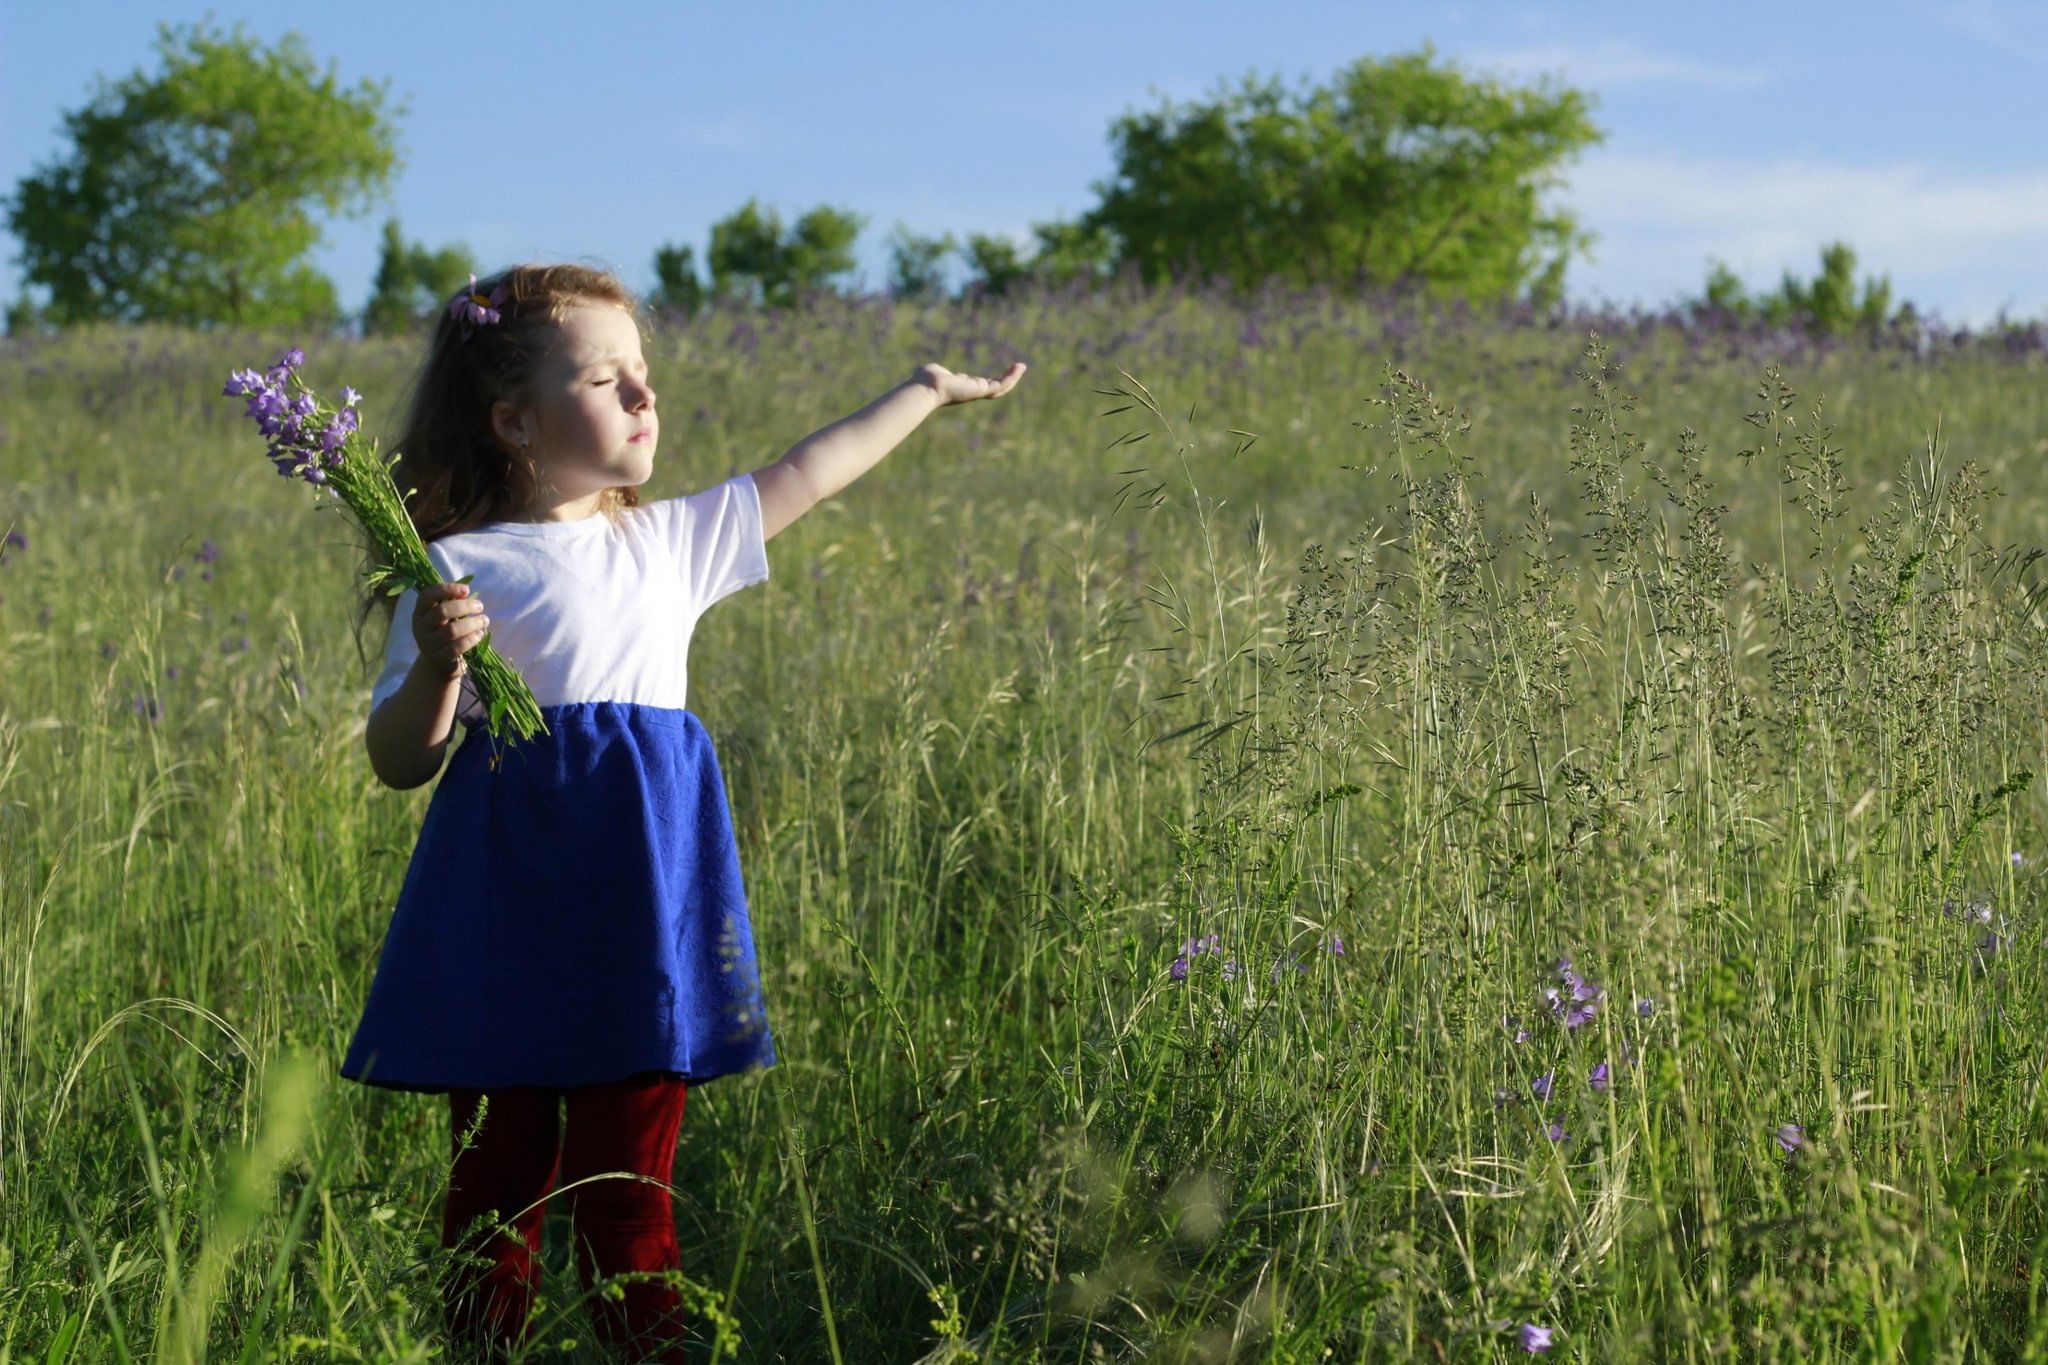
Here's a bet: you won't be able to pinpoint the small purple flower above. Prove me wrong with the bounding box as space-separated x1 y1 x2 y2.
1776 1123 1804 1154
448 275 510 331
165 665 181 681
1531 1071 1553 1101
1324 933 1346 956
1181 933 1220 957
1519 1322 1555 1353
1221 959 1239 981
1590 1062 1611 1093
340 385 362 408
2 528 25 554
194 539 221 564
1563 998 1598 1031
1268 952 1309 982
1169 956 1189 983
1636 997 1655 1019
1545 1121 1567 1143
272 347 306 371
130 694 162 723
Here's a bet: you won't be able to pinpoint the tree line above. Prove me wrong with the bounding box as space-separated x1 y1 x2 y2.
3 17 1911 339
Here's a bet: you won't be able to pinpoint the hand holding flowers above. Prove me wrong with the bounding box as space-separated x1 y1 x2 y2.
221 347 548 742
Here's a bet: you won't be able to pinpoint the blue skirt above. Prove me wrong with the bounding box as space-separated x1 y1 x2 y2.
340 702 778 1093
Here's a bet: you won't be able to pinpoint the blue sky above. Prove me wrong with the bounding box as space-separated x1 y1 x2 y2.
5 0 2048 326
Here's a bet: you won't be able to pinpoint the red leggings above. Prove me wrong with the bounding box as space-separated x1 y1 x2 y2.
441 1070 691 1361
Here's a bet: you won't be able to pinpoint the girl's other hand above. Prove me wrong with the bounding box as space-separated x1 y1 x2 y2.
414 581 489 680
913 360 1026 407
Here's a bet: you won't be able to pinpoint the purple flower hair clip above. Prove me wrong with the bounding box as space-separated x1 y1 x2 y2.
448 274 511 339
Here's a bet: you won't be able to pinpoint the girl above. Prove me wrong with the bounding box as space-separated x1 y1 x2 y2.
341 262 1025 1360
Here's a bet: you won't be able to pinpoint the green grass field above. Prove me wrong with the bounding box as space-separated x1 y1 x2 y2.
6 280 2048 1361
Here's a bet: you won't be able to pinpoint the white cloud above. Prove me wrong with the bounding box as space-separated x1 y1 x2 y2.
1466 39 1768 91
1560 150 2048 323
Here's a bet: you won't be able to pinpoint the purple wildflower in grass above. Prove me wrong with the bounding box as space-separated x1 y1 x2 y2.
2013 851 2028 868
130 694 162 723
1776 1123 1804 1155
1268 952 1309 982
1564 998 1598 1031
2 529 24 554
1325 932 1346 956
222 634 250 654
1519 1323 1555 1353
1222 959 1239 981
165 665 181 681
1532 1071 1554 1101
1181 933 1220 957
1169 956 1189 983
1545 1121 1567 1144
340 385 362 409
1636 997 1656 1020
1590 1062 1611 1093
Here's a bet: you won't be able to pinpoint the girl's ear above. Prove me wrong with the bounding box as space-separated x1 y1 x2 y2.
489 396 530 453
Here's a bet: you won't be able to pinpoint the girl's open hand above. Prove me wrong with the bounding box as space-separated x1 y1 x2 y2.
914 360 1027 407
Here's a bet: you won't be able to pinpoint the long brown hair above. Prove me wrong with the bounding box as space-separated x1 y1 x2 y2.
352 261 648 656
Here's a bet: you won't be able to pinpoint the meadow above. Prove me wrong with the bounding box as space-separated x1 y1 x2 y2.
5 275 2048 1361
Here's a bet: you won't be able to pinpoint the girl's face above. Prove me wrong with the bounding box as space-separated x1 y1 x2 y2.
490 302 658 516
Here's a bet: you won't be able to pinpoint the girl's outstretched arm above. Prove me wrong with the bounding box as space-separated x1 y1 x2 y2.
752 361 1026 541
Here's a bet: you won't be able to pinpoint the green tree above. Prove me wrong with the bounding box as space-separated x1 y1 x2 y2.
963 233 1029 298
959 217 1119 299
1076 47 1601 302
362 218 470 337
649 242 705 318
1025 217 1118 290
1691 243 1903 334
3 17 404 331
885 224 957 300
707 198 866 309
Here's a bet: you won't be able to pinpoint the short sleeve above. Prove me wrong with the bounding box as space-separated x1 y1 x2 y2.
662 472 770 618
369 584 420 720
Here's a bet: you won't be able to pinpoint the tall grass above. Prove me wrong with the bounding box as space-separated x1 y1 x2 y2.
4 278 2048 1360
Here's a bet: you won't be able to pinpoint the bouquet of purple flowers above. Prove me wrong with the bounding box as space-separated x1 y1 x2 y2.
223 347 548 741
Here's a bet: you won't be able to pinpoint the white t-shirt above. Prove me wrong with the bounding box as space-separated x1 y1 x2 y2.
370 473 770 726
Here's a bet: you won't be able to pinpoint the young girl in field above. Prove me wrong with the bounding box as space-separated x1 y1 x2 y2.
340 262 1025 1360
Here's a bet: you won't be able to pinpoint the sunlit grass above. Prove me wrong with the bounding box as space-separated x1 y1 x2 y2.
4 279 2048 1360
